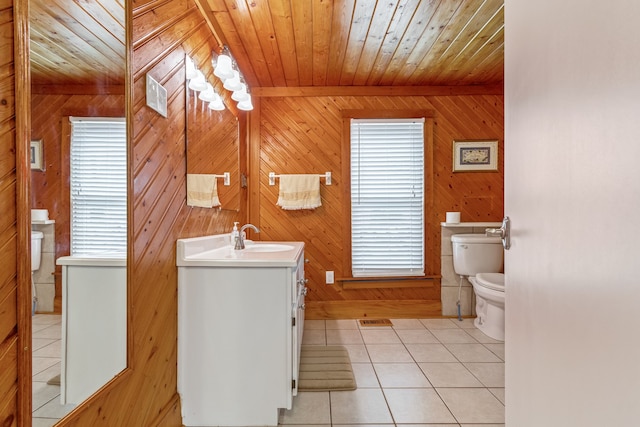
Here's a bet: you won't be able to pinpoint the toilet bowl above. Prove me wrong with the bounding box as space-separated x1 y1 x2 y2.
31 231 43 314
31 231 43 271
451 233 505 341
469 272 505 341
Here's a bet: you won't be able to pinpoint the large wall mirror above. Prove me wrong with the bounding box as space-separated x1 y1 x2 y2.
185 60 241 211
29 0 127 424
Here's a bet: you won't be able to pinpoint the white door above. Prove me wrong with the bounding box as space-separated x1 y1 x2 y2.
505 0 640 425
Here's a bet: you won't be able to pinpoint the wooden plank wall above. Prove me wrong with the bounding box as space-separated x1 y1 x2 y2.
1 0 28 424
254 94 504 319
49 0 242 425
30 93 125 313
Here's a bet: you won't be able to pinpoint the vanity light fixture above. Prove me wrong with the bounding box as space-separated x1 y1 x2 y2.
188 69 208 92
185 56 198 80
213 48 234 81
223 69 243 92
231 83 249 102
208 95 225 111
211 46 254 111
237 97 253 111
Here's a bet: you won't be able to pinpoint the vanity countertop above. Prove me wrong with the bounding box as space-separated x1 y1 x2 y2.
57 253 126 267
176 233 304 268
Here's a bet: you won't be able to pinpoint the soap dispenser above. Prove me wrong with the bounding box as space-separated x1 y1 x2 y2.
230 222 239 246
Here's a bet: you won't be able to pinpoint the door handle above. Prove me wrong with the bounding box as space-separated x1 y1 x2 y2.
486 216 511 250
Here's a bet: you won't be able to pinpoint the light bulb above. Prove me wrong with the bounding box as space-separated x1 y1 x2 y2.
231 84 249 102
237 97 253 111
188 70 207 91
213 54 234 81
223 70 242 92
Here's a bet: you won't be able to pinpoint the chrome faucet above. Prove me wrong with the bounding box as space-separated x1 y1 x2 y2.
234 224 260 250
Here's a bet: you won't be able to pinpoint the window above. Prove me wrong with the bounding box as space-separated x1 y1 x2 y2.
350 118 424 277
70 117 127 255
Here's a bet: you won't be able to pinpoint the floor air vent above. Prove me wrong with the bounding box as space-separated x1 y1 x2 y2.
359 319 393 327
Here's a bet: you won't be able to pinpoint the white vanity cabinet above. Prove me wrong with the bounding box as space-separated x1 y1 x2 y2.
176 236 305 427
56 254 127 405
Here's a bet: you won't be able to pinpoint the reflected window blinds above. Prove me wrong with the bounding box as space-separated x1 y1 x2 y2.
70 117 127 255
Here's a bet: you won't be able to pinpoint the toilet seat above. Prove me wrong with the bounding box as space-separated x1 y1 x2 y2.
475 272 504 292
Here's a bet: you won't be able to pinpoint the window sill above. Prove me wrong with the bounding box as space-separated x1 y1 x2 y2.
339 275 440 290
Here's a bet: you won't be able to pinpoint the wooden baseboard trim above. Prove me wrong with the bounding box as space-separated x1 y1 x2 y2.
305 299 442 320
149 393 182 427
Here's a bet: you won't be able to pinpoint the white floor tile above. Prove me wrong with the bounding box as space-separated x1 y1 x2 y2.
464 363 505 388
326 319 359 329
280 392 331 425
420 318 461 329
384 388 457 424
483 343 505 360
489 387 505 404
366 344 414 363
351 363 380 388
32 324 62 340
396 329 440 344
302 329 327 345
330 389 394 424
390 319 425 329
373 363 432 388
361 329 401 344
431 329 478 344
341 344 371 363
437 388 505 424
444 344 503 363
418 363 483 388
405 343 458 363
304 319 326 330
326 328 364 345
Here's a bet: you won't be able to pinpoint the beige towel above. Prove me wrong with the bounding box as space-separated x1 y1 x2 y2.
187 174 221 208
276 174 322 210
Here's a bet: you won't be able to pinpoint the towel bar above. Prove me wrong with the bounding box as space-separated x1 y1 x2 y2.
213 172 230 186
269 172 331 186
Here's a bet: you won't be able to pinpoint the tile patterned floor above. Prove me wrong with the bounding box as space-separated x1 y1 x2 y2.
31 315 504 426
32 314 75 427
281 317 505 427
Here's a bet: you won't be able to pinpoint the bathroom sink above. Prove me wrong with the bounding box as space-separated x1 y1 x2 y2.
176 234 304 267
243 243 294 253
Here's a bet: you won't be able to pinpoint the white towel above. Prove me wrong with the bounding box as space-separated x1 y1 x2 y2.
276 174 322 210
186 174 221 208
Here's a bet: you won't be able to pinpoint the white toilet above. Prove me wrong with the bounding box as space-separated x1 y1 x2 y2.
451 233 505 341
31 231 43 314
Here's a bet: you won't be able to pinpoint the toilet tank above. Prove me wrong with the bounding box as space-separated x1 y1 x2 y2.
31 231 44 271
451 233 503 276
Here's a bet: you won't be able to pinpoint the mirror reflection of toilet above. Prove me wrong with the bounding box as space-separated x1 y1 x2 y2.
451 233 505 341
31 230 43 314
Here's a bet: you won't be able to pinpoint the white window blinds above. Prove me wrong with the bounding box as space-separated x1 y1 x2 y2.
350 118 425 277
70 117 127 255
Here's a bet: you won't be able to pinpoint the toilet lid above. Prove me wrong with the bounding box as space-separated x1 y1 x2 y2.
475 273 505 291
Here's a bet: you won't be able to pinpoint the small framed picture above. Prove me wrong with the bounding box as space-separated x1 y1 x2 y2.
30 139 44 171
452 140 498 172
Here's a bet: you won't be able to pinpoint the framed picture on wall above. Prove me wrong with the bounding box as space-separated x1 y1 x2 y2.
30 139 44 171
452 140 498 172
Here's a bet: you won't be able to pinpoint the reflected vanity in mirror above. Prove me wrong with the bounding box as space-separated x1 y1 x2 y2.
29 0 126 424
186 55 241 211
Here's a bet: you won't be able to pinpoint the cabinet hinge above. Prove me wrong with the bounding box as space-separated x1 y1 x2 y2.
292 379 296 389
292 317 296 326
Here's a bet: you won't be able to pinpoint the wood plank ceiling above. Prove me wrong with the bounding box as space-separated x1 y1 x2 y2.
29 0 125 87
29 0 503 89
197 0 504 89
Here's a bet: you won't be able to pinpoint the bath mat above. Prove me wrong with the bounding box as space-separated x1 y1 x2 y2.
359 319 393 327
298 345 356 391
47 374 61 385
